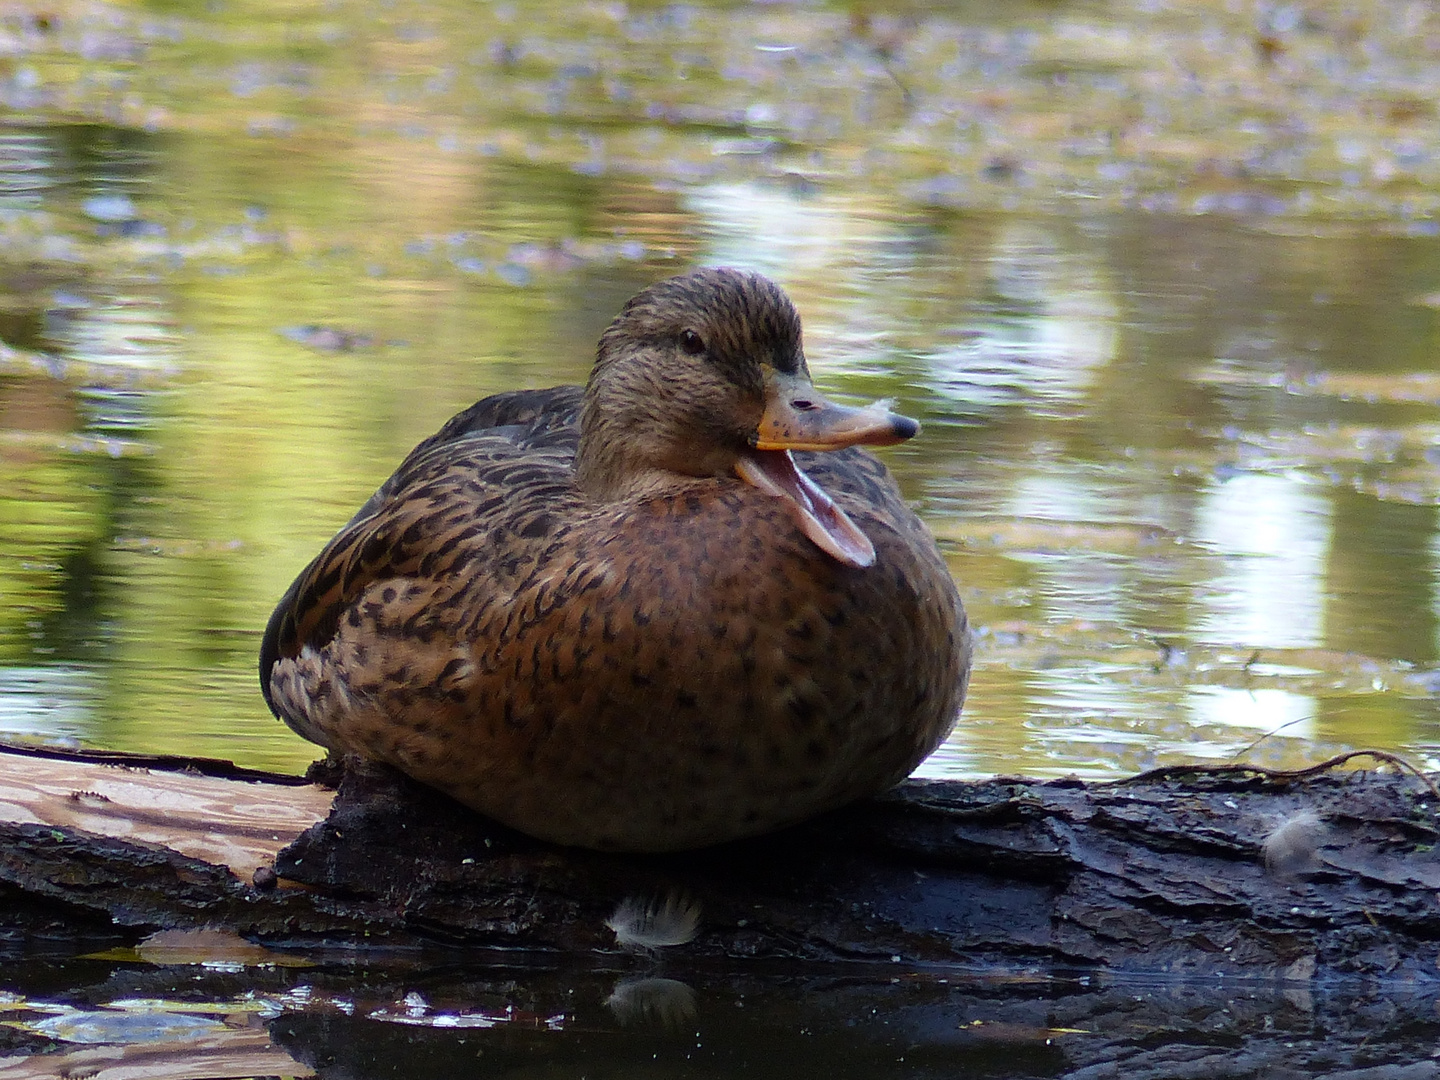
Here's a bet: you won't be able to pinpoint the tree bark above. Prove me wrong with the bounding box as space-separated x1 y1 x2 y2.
8 743 1440 1076
2 741 1439 985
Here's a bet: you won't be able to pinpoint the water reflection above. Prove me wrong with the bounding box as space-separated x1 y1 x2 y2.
922 221 1119 416
1004 469 1135 622
1 957 1434 1080
606 977 699 1030
1187 686 1317 741
2 67 1440 780
1192 472 1332 650
54 293 181 382
686 181 895 280
0 666 96 743
0 130 52 208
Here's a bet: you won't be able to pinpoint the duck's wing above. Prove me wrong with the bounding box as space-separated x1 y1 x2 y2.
346 385 584 525
259 385 584 716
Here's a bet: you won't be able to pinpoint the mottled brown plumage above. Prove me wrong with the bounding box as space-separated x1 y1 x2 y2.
260 268 971 852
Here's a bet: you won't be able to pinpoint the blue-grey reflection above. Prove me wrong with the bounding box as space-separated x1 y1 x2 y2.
922 221 1117 416
0 130 53 208
0 665 97 743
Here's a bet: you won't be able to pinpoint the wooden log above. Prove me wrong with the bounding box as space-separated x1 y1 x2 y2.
2 742 1439 986
0 746 332 881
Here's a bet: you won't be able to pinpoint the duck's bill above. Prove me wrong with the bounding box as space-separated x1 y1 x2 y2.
739 374 919 567
736 449 876 569
751 372 920 452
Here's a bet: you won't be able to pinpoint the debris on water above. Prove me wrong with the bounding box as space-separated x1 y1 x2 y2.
80 927 313 969
279 325 376 351
81 194 137 222
25 1009 226 1045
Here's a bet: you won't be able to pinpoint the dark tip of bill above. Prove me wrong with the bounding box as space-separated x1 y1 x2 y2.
891 414 921 441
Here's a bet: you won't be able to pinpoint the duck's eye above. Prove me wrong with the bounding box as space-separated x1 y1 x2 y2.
678 329 706 356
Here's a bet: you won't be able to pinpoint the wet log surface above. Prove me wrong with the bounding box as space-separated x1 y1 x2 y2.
3 742 1439 981
5 743 1440 1076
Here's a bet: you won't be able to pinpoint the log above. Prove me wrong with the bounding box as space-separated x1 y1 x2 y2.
5 742 1440 1076
2 741 1438 981
0 745 332 882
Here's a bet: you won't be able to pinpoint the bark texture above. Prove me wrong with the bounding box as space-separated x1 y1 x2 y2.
2 743 1438 984
7 745 1440 1076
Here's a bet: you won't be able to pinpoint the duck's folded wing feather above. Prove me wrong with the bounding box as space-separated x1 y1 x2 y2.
347 385 583 525
259 386 583 715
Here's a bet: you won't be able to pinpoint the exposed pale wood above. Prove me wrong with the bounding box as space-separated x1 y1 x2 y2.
0 750 333 882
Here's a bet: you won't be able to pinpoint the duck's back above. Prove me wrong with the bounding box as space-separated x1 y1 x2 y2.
261 386 584 708
262 386 969 851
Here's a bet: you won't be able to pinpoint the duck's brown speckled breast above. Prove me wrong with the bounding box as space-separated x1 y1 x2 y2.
266 401 969 851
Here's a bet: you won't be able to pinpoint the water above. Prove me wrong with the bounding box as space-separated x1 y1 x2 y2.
5 0 1440 1073
6 166 1440 779
8 953 1432 1078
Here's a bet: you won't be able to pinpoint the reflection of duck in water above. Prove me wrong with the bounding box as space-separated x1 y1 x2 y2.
260 268 971 852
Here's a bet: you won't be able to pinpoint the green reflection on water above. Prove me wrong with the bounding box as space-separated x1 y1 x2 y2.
4 0 1440 779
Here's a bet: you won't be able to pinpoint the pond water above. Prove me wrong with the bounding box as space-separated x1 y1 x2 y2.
5 0 1440 1074
5 11 1440 780
5 947 1434 1079
10 182 1440 781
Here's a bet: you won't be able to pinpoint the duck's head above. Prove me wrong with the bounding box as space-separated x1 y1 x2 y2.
575 267 919 569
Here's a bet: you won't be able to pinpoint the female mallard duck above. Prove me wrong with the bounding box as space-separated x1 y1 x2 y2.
261 268 970 852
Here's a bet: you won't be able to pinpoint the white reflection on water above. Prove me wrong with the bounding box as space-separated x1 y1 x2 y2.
685 180 896 278
1186 685 1316 738
910 733 982 778
685 188 1121 416
0 129 53 208
55 293 182 376
1192 472 1332 649
1427 528 1440 659
1021 666 1184 778
921 221 1118 414
1183 474 1326 755
923 465 1329 778
1004 469 1133 623
0 666 96 743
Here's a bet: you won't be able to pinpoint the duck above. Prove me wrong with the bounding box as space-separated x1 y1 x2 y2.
260 267 971 852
